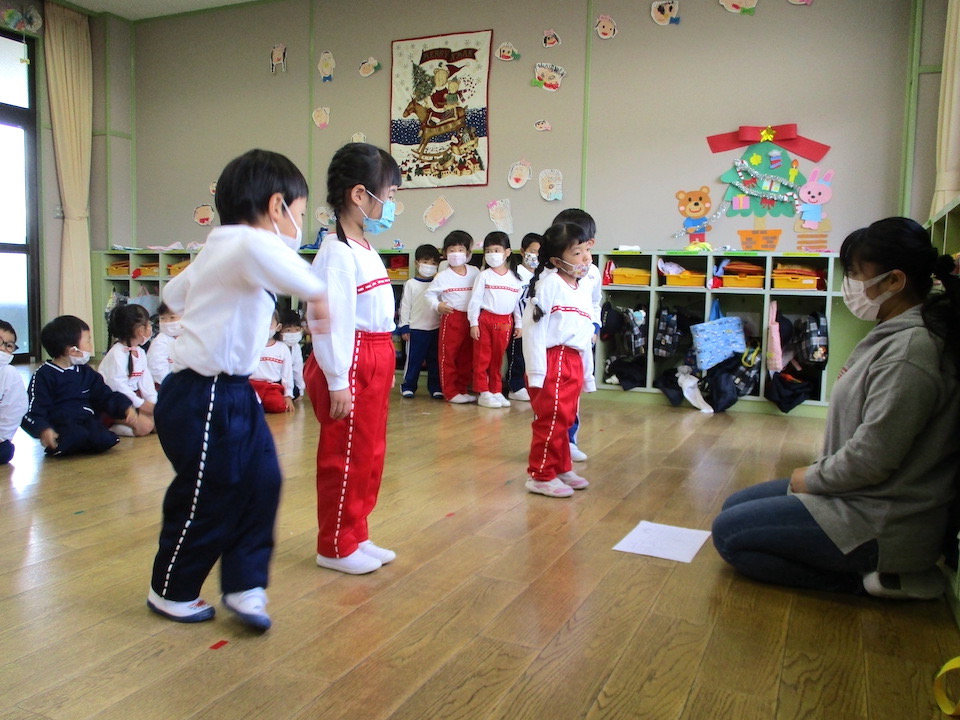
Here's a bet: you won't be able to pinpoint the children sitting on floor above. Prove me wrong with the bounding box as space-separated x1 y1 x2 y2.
277 309 306 400
0 319 27 464
22 315 138 457
249 310 295 413
98 304 157 436
147 302 182 389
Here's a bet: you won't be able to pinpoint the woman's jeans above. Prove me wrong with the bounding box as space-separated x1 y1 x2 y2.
712 479 878 594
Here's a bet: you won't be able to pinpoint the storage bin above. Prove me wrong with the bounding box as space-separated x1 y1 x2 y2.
137 262 160 277
722 274 764 288
106 261 130 276
664 271 706 287
167 260 190 276
772 275 818 290
386 267 409 281
612 267 651 285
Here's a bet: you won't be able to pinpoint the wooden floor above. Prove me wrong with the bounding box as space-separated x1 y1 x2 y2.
0 384 957 719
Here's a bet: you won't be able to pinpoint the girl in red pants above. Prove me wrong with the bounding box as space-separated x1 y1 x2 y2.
522 222 597 498
304 142 400 575
249 311 295 413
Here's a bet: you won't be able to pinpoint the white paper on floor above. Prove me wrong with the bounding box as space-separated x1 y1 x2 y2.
613 521 712 563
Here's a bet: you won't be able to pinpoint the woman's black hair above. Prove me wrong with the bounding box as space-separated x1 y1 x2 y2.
40 315 88 359
840 216 960 374
326 142 401 245
215 149 309 226
442 229 473 253
527 222 589 322
552 208 597 241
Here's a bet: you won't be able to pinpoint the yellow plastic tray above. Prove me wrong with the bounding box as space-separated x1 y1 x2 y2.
772 275 818 290
722 274 764 288
664 271 706 287
612 268 651 285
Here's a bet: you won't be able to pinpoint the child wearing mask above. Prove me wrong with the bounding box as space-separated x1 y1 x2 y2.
22 315 137 457
278 309 306 399
148 302 182 388
425 230 479 403
468 231 523 408
98 303 157 436
398 243 443 399
249 311 295 413
505 232 542 402
0 320 28 464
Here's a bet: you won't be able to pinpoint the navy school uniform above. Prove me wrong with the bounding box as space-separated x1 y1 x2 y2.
21 361 133 456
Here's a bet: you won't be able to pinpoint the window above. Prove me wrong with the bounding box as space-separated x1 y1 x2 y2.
0 30 40 360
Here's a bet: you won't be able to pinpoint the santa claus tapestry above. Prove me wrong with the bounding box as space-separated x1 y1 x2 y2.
390 30 491 188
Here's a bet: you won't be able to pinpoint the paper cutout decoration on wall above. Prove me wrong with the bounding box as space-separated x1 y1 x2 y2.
595 15 618 38
318 50 335 82
787 0 813 4
312 107 330 129
193 204 215 226
534 119 552 132
675 187 714 243
3 6 41 32
423 196 454 232
393 239 404 250
497 42 520 61
488 199 514 234
532 63 565 91
271 44 287 73
359 57 381 77
315 206 334 225
797 167 834 229
24 6 42 33
394 200 405 215
508 160 532 189
208 182 217 195
719 0 758 14
542 29 561 48
652 2 681 25
352 132 366 143
539 169 563 202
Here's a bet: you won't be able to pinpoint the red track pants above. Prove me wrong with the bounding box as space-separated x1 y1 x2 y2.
527 346 583 481
249 379 287 413
439 310 473 400
304 332 393 558
472 311 513 394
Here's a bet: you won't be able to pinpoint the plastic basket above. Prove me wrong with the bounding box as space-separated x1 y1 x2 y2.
664 271 706 287
612 268 651 285
722 274 764 288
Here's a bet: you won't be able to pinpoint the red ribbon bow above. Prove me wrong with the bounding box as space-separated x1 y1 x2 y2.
706 124 830 162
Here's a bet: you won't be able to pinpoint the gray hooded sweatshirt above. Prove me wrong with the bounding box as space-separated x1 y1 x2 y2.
799 305 960 572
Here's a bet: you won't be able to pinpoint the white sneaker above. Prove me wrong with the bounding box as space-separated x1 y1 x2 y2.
510 388 530 402
111 423 135 437
862 569 945 599
569 443 588 462
494 393 511 407
147 587 215 623
401 390 414 398
478 391 500 408
558 470 589 490
449 393 475 404
524 477 575 498
358 540 396 564
316 549 382 575
222 587 271 630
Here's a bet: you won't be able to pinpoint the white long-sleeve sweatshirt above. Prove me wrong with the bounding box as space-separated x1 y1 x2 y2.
521 271 596 391
308 235 395 392
163 225 324 377
0 365 27 441
251 340 294 397
423 265 479 313
467 268 523 327
398 278 441 332
98 341 158 408
147 332 176 385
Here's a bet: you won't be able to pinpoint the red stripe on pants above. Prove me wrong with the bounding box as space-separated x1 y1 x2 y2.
249 379 287 413
527 346 583 481
439 310 472 400
472 311 513 394
303 332 393 558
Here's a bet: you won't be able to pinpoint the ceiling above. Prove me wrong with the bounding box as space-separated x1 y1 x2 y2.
63 0 257 21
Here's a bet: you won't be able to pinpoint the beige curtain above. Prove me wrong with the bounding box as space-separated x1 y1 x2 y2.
930 0 960 218
43 2 93 319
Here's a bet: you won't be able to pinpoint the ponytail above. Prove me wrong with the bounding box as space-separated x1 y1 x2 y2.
527 263 548 322
924 254 960 377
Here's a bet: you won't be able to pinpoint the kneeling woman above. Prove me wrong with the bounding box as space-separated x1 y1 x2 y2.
712 217 960 599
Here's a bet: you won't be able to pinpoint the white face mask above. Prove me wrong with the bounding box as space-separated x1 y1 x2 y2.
138 330 152 347
446 251 467 268
418 262 438 278
160 321 183 338
484 252 506 268
524 252 539 269
0 351 12 367
70 348 91 366
272 200 302 250
282 331 303 346
842 271 896 321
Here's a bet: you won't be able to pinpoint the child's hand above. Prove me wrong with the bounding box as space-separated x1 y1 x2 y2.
139 400 156 417
470 326 480 340
284 397 296 413
124 406 139 425
328 389 353 420
437 302 454 315
402 333 410 342
40 428 59 450
513 327 523 339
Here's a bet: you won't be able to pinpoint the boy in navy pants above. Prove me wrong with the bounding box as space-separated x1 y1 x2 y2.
398 244 443 398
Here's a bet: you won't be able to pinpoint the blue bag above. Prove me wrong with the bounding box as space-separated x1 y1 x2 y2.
690 299 746 371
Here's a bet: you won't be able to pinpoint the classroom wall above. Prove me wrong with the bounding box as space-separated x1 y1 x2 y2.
122 0 916 254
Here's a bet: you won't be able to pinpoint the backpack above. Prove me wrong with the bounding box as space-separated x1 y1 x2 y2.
795 311 829 367
653 307 680 358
